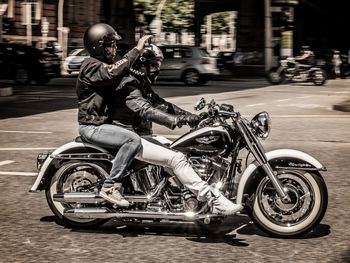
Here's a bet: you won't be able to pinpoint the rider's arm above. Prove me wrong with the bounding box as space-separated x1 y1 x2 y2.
148 88 191 116
295 52 310 61
124 84 177 129
79 48 140 86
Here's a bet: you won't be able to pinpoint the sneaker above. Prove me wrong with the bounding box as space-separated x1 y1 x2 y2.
209 187 243 216
99 183 130 207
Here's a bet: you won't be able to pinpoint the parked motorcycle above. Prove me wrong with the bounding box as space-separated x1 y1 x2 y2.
30 98 328 238
267 57 327 86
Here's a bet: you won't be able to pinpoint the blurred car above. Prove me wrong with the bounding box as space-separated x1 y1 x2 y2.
0 43 61 84
216 51 235 72
158 45 219 85
63 49 90 74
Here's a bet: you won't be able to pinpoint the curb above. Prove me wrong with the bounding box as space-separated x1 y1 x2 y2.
0 86 17 103
333 100 350 112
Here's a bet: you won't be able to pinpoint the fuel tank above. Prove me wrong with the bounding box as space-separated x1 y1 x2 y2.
170 126 232 156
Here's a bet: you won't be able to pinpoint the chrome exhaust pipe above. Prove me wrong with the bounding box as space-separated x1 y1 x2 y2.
53 192 161 204
53 193 104 203
53 178 167 204
64 207 219 221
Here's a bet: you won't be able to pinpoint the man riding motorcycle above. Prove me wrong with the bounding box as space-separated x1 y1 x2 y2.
109 44 243 215
294 45 315 74
76 23 152 207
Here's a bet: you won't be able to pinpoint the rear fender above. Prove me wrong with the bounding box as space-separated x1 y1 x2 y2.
29 141 112 192
236 149 326 205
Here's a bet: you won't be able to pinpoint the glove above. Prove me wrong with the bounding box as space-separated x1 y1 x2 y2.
176 114 200 128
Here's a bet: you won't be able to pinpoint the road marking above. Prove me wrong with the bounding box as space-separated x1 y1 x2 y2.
0 130 52 134
296 96 312 99
0 148 55 151
276 99 290 102
0 160 15 166
246 103 265 107
276 104 323 109
0 171 37 176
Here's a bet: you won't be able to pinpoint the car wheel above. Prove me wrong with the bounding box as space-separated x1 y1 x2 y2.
15 68 30 84
183 70 200 86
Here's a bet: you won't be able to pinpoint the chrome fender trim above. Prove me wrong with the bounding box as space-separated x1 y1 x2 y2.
236 149 325 205
30 141 109 192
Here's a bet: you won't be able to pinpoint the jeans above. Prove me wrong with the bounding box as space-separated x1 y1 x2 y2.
79 124 141 188
136 136 212 201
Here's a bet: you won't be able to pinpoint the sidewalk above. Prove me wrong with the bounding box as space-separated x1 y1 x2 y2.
333 99 350 112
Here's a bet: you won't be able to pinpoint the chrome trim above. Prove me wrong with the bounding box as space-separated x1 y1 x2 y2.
51 152 114 161
63 205 218 221
30 141 110 192
53 193 104 203
53 178 168 204
238 120 289 201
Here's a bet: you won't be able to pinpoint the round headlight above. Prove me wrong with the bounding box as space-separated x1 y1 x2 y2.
251 112 271 140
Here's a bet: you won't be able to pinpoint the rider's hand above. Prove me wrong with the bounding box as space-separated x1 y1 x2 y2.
136 35 153 51
175 114 200 128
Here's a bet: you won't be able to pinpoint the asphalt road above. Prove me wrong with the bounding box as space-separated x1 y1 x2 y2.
0 77 349 263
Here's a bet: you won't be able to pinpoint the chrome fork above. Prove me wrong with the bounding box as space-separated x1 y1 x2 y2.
238 119 291 203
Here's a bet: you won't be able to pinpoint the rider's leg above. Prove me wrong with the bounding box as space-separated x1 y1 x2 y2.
136 137 243 215
79 124 141 206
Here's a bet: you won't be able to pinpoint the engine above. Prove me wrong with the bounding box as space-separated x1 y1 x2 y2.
189 156 229 184
127 156 229 213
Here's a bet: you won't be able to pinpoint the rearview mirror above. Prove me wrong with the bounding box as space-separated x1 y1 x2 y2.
194 98 206 111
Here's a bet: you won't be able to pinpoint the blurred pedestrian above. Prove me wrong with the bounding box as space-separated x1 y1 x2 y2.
332 50 342 79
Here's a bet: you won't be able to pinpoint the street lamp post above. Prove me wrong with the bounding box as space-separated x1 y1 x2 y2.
264 0 273 72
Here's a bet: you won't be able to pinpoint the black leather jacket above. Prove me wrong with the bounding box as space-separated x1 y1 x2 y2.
110 75 189 135
76 48 140 125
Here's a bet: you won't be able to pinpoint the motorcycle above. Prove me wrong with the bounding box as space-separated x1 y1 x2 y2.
267 57 327 86
30 98 328 238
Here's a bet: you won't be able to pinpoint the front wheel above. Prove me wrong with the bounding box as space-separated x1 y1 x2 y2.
45 161 109 228
312 70 327 86
266 68 284 84
251 170 328 238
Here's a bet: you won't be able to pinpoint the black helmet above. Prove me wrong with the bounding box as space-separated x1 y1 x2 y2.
131 44 164 84
83 23 121 61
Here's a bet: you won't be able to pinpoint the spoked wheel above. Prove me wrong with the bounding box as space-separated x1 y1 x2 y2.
267 69 284 84
312 70 327 86
45 162 109 227
251 170 328 238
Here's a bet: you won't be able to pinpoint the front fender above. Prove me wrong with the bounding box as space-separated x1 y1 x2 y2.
236 149 326 205
29 141 110 192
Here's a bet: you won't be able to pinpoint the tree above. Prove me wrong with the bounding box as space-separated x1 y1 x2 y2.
134 0 194 33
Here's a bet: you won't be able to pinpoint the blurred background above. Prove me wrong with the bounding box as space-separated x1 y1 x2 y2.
0 0 349 81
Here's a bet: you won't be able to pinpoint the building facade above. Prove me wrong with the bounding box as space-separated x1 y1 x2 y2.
1 0 135 59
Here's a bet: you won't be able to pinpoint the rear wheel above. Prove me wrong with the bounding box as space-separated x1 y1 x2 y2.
183 70 201 85
45 162 109 228
251 170 328 238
